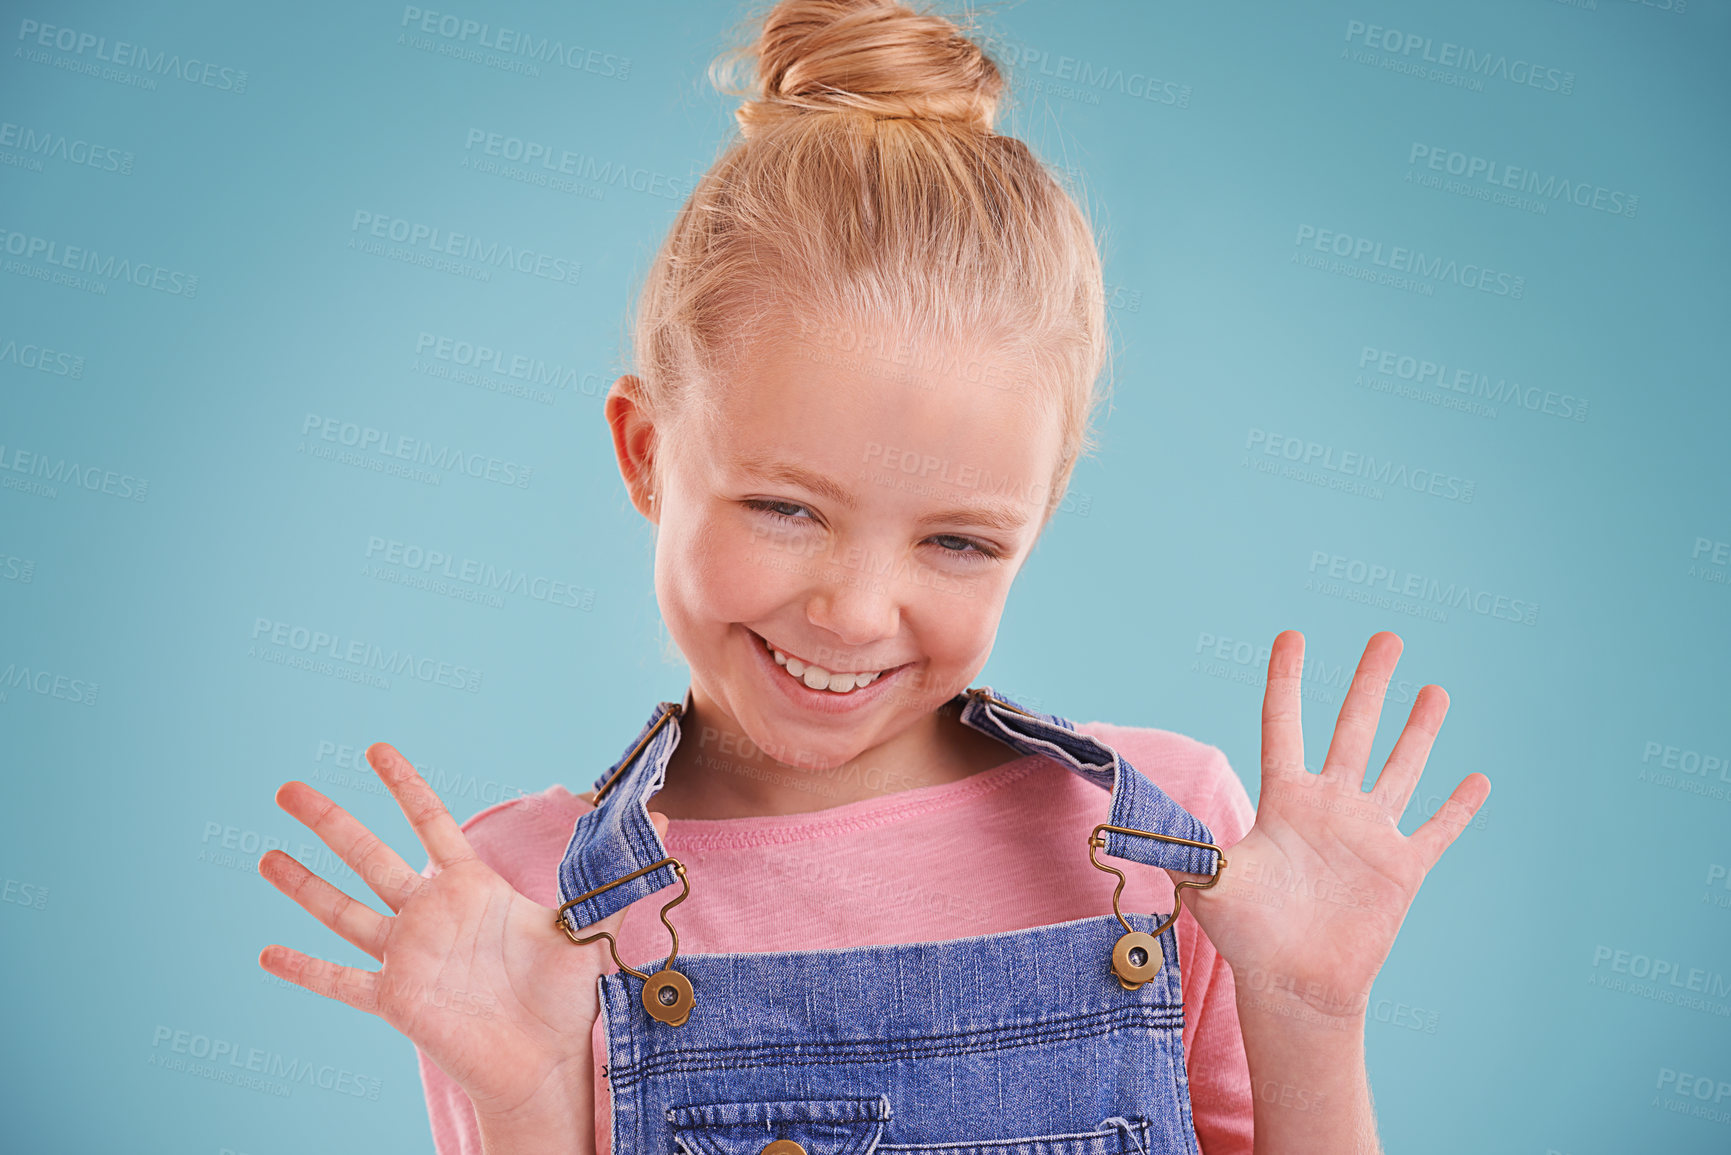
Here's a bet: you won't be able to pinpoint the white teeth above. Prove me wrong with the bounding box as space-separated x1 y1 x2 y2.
761 637 886 694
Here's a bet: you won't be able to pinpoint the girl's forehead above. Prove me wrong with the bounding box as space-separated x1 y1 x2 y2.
686 354 1063 526
710 367 1055 466
713 329 1052 433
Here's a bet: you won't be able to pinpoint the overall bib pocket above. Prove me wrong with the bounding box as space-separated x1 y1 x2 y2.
668 1096 1155 1155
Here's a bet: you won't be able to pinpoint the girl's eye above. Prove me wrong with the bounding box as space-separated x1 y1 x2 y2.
743 500 1000 562
744 498 814 523
929 534 998 561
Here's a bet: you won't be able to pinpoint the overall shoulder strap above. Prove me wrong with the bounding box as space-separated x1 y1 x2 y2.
554 693 689 933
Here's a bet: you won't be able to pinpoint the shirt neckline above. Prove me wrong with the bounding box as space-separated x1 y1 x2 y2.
562 750 1054 850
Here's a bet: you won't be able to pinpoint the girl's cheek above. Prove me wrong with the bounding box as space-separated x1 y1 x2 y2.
907 566 1009 653
704 522 808 607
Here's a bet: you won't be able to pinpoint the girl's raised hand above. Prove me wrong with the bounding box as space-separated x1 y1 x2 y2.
1177 631 1490 1021
257 743 661 1144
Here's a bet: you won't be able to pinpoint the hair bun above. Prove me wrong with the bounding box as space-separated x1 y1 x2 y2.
714 0 1004 138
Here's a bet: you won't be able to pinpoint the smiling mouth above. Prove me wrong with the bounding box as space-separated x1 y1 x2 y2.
747 629 911 695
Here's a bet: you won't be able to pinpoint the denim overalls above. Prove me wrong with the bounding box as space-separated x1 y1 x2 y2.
556 685 1229 1155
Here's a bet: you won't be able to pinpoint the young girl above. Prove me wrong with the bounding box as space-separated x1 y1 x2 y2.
256 2 1490 1152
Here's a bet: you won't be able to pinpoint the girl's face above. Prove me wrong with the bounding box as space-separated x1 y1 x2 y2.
618 320 1065 774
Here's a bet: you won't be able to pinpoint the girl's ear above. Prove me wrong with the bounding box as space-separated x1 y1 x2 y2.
605 374 659 519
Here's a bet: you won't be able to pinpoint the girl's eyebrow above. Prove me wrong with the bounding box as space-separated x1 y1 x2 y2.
731 453 1032 533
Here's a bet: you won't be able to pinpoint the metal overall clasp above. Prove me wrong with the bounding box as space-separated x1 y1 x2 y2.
554 703 697 1026
1089 824 1227 990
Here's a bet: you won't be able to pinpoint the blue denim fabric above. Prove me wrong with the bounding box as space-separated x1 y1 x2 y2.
557 685 1225 1154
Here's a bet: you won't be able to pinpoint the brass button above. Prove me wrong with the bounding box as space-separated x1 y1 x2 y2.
1110 929 1164 989
641 968 695 1026
760 1142 806 1155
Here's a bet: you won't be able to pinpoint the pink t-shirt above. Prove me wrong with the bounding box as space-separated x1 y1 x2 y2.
416 719 1257 1155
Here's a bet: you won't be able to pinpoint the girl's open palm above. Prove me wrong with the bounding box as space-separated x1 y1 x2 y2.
1177 631 1490 1020
256 743 663 1128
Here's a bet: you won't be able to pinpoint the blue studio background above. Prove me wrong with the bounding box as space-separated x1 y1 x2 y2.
2 1 1728 1152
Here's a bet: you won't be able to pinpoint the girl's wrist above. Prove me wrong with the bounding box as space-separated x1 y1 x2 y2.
1233 990 1379 1155
1235 984 1368 1044
473 1073 594 1155
1228 957 1373 1032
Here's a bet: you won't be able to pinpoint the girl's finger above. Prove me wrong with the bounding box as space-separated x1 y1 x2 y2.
1319 632 1403 790
1407 772 1492 872
258 944 380 1015
1260 630 1307 781
259 849 390 961
1368 684 1450 821
275 781 423 912
366 742 475 870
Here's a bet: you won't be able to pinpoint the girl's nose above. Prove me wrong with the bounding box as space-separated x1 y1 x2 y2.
803 563 900 649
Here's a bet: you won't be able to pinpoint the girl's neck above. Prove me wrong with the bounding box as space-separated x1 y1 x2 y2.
650 690 1020 820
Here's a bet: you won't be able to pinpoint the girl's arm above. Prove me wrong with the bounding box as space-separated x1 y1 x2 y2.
1233 997 1377 1155
1174 631 1491 1155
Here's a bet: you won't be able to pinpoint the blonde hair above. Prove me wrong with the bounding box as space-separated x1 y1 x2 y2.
625 0 1112 524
